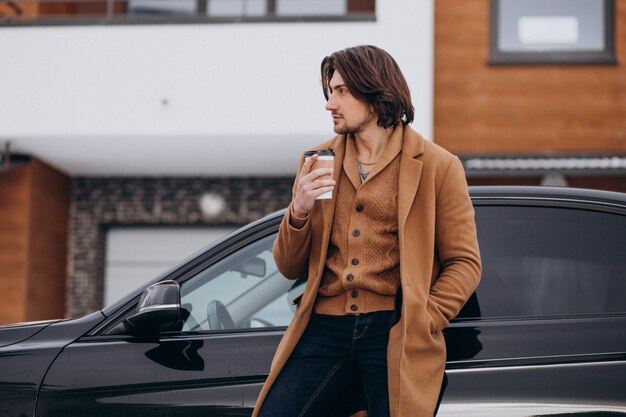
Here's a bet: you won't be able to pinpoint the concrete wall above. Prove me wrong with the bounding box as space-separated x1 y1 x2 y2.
0 0 435 176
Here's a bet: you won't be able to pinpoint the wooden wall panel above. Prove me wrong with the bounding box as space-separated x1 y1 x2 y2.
39 2 127 16
0 1 127 19
434 0 626 154
0 166 30 324
0 159 69 325
347 0 375 13
0 3 39 19
25 159 69 321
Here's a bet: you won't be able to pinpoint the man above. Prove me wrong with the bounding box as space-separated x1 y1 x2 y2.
254 45 481 417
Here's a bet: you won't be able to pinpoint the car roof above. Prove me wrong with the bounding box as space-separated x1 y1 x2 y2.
469 186 626 209
470 185 626 203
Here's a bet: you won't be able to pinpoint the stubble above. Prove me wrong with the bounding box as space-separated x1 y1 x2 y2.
333 111 376 135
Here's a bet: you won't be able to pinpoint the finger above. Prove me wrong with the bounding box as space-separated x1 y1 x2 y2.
307 167 334 181
311 179 336 189
305 179 335 193
312 186 334 198
302 177 334 192
300 154 318 176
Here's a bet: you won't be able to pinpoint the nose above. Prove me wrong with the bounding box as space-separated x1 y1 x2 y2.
325 95 338 112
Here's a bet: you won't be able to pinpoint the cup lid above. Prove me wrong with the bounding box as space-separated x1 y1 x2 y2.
304 150 334 157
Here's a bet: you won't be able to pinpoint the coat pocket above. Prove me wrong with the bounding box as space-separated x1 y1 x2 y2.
426 298 448 334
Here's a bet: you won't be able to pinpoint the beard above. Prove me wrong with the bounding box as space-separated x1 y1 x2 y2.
333 111 375 135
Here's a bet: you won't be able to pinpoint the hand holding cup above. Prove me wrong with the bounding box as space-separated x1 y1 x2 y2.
292 151 335 218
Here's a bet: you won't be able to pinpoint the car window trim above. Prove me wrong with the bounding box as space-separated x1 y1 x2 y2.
471 195 626 213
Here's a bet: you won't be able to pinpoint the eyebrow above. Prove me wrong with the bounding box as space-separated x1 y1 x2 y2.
329 83 347 92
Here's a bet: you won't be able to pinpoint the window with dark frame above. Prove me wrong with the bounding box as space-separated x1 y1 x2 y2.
489 0 616 65
0 0 376 25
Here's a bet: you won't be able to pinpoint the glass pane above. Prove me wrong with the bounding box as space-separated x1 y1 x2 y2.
208 0 267 17
128 0 196 15
498 0 606 52
277 0 346 16
180 233 295 331
462 205 626 319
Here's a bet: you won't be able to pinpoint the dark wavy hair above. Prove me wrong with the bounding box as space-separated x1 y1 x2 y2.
321 45 414 128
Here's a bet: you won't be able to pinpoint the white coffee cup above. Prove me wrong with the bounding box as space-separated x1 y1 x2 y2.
304 150 335 200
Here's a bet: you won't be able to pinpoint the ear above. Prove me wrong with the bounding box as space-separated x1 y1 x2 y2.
369 105 381 126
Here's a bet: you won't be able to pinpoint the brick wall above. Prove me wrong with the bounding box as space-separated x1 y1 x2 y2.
68 176 293 317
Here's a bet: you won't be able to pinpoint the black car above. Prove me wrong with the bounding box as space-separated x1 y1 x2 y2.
1 186 625 417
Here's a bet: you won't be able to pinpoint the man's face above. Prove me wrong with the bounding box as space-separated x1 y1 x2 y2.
325 71 376 135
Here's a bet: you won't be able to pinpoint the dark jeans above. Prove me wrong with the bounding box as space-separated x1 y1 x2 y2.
258 310 393 417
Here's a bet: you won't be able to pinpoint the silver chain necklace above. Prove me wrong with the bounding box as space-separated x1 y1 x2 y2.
357 159 370 183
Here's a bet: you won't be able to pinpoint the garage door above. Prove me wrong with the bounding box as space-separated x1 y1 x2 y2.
104 227 235 306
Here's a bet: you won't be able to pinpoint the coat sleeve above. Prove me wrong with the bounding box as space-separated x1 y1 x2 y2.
272 157 313 280
427 156 482 331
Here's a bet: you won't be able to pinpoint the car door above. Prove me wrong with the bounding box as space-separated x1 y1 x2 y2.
439 201 626 417
36 230 294 417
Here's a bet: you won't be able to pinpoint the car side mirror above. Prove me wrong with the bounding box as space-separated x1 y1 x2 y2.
124 280 181 335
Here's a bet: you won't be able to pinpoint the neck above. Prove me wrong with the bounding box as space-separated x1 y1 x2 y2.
354 123 394 163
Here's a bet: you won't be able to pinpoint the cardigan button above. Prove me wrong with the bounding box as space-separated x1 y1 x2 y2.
346 274 354 282
351 290 359 298
352 229 360 237
351 258 359 266
356 204 364 213
350 304 358 312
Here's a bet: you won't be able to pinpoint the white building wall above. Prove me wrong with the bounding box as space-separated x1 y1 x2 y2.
0 0 434 176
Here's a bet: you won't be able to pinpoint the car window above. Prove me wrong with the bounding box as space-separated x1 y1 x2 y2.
179 233 296 331
458 205 626 320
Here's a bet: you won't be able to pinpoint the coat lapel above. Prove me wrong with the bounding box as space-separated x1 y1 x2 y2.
398 126 425 234
321 134 345 239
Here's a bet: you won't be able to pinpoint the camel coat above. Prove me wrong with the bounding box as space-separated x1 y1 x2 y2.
253 125 482 417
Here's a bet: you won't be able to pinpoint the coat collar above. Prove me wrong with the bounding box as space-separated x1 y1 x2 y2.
342 136 362 189
319 124 425 241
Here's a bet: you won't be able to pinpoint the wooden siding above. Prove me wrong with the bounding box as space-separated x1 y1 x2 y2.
0 159 69 324
0 165 30 324
434 0 626 154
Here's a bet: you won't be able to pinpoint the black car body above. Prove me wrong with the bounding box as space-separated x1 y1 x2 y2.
1 186 625 417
